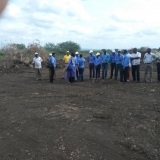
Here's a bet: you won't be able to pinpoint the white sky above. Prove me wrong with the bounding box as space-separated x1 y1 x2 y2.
0 0 160 49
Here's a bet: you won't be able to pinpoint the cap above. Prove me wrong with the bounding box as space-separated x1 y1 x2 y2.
35 52 38 55
75 52 79 55
96 52 100 56
66 51 69 53
112 49 115 52
49 53 52 56
89 50 93 53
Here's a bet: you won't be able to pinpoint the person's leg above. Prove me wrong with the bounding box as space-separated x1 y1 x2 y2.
132 65 136 81
115 64 118 80
113 63 116 79
124 67 129 82
95 66 98 79
76 67 79 80
49 69 51 79
81 68 84 81
120 65 123 82
137 65 140 82
102 63 104 79
143 64 148 81
35 69 38 80
98 65 101 78
89 64 92 79
79 68 82 80
149 64 153 82
69 77 72 83
121 68 124 82
110 63 113 78
92 64 95 78
104 63 108 79
157 63 160 82
127 67 131 81
50 68 54 82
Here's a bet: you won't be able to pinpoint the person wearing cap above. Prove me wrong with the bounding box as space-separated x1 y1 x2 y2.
32 52 43 80
115 50 123 81
78 54 86 81
75 52 80 80
94 52 101 79
121 50 130 82
66 53 76 83
88 50 95 79
143 48 156 82
109 49 117 79
49 53 56 83
130 48 141 82
101 50 110 79
156 48 160 83
62 51 71 79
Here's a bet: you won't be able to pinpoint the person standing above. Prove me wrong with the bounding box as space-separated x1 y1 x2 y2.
101 50 110 79
62 51 71 79
156 48 160 83
52 52 56 80
121 50 130 82
115 50 123 81
88 50 95 79
143 48 156 82
78 54 86 81
49 53 56 83
75 52 80 80
66 53 76 83
32 52 43 80
94 52 101 79
109 49 117 79
130 48 141 82
48 53 52 79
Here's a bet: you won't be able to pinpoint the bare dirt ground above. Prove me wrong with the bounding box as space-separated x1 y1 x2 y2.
0 65 160 160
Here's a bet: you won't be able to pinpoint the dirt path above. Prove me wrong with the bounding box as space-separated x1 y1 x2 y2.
0 67 159 160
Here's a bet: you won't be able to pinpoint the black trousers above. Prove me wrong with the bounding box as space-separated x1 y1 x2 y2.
110 63 116 78
95 64 101 79
132 65 140 81
121 67 129 82
89 63 95 79
69 77 75 83
76 67 79 80
50 67 55 83
157 63 160 81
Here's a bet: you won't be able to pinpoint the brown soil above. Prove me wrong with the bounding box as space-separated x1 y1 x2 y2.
0 66 159 160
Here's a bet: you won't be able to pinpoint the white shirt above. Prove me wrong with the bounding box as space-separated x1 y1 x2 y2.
156 52 160 63
131 52 141 65
32 56 43 68
143 52 156 64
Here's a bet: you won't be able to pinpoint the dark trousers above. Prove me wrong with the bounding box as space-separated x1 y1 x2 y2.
115 64 123 80
95 64 101 79
110 63 116 78
76 66 79 80
121 66 129 82
78 68 84 81
132 65 140 81
69 77 75 83
102 63 108 79
89 63 95 79
50 67 55 83
157 63 160 81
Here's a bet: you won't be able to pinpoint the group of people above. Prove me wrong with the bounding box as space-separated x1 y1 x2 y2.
32 48 160 84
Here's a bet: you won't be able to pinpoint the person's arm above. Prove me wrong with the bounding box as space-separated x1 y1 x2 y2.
156 53 160 61
143 54 146 63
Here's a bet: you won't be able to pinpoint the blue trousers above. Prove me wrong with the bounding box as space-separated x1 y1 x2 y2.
78 68 84 81
102 63 108 79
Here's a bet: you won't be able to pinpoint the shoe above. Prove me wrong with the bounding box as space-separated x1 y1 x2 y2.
127 80 129 82
150 79 152 83
143 80 147 82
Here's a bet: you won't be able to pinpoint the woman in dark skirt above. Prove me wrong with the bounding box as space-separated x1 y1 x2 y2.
66 53 76 83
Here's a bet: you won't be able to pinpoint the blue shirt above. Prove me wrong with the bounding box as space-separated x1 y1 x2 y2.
66 57 76 69
122 53 130 67
101 53 110 63
88 54 95 64
110 53 117 63
115 54 123 65
50 56 56 67
75 55 80 65
94 57 101 66
78 58 86 68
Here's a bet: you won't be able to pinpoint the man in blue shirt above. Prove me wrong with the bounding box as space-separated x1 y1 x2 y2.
49 53 56 83
109 49 117 79
101 50 110 79
75 52 80 80
115 50 123 81
88 50 95 79
121 50 130 82
78 54 86 81
94 52 101 79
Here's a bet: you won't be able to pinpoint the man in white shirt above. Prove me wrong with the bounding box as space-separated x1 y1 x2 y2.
32 52 43 80
156 48 160 83
143 48 156 82
131 48 141 82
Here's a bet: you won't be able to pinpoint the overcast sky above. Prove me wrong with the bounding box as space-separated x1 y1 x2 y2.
0 0 160 49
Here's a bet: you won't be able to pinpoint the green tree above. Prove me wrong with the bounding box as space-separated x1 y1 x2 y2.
55 41 81 54
14 43 26 50
44 43 55 52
